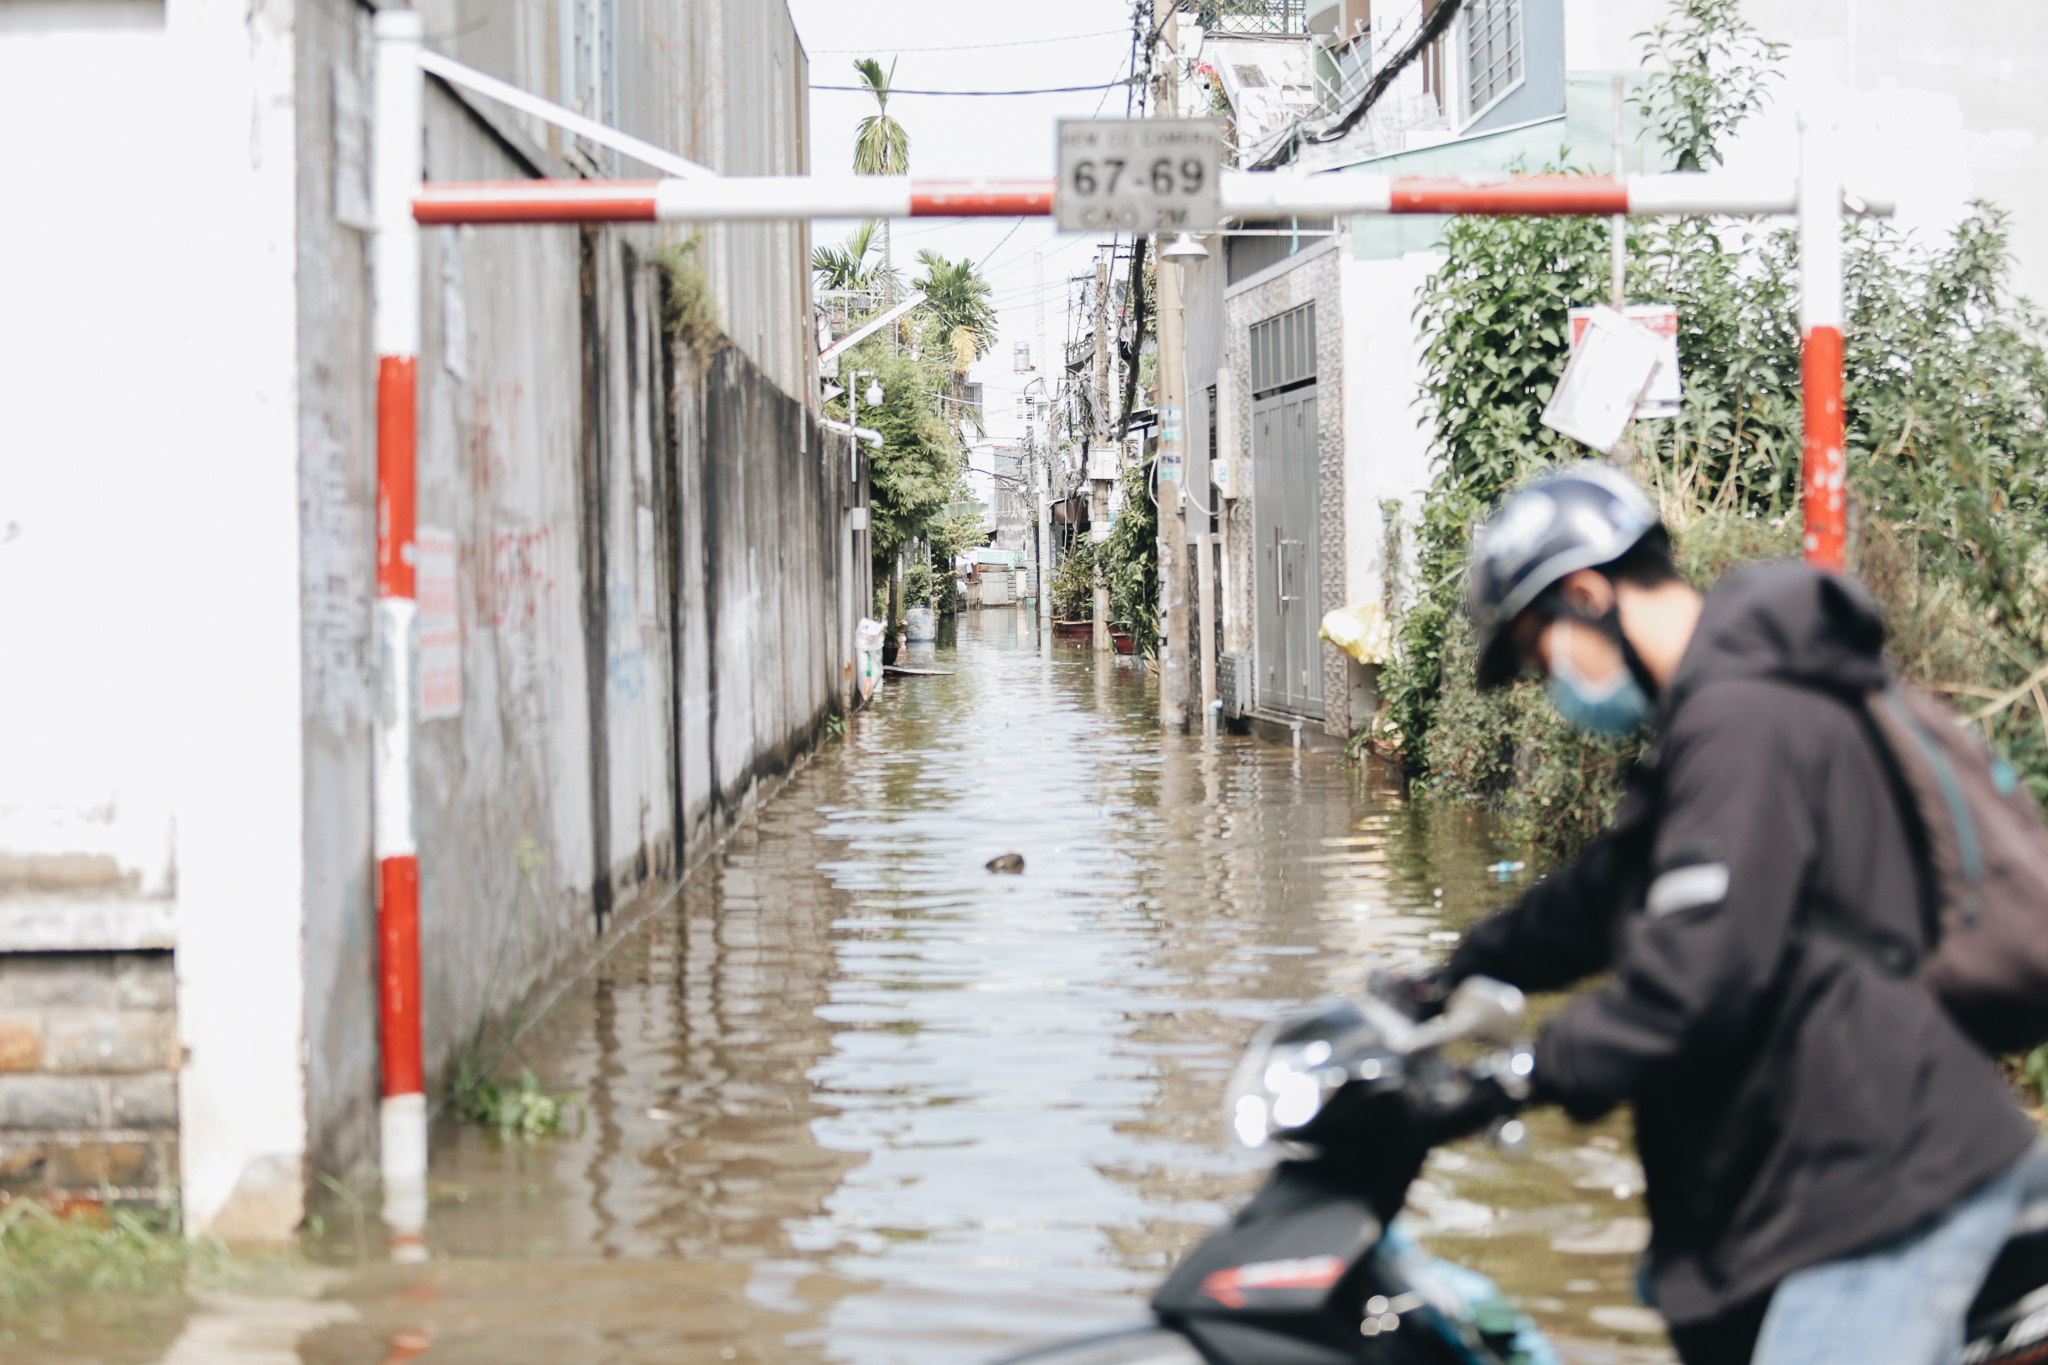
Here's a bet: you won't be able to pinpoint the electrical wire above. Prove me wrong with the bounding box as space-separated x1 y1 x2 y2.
811 80 1135 96
808 28 1124 54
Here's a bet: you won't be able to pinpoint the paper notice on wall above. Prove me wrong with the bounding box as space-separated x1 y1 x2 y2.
1542 306 1663 454
1569 303 1680 419
417 526 462 720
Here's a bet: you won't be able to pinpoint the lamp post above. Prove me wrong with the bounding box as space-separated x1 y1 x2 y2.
848 370 894 619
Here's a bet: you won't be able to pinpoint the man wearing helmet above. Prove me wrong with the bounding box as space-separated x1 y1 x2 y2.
1433 464 2033 1365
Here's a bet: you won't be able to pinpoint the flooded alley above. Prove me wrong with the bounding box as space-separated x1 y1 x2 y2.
9 611 1664 1364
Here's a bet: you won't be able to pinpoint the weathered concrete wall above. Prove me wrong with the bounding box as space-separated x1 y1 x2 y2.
417 0 814 401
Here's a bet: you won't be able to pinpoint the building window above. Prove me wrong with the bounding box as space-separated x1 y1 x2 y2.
1463 0 1522 121
1249 303 1316 398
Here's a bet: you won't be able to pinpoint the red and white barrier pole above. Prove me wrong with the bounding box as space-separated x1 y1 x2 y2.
372 6 428 1256
411 170 1878 227
1797 118 1848 573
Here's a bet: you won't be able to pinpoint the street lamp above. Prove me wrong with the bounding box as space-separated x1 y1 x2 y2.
847 369 882 435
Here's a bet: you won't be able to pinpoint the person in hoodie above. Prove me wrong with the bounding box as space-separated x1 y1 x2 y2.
1431 464 2034 1365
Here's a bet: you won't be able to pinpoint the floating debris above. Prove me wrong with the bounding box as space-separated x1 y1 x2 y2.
1488 861 1527 880
985 853 1024 874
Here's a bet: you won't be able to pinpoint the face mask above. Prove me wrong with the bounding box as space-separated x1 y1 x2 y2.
1544 618 1654 737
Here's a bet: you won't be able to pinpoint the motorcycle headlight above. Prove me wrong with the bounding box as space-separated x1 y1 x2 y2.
1224 998 1403 1149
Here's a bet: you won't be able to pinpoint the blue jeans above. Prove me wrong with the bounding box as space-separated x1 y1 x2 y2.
1748 1157 2028 1365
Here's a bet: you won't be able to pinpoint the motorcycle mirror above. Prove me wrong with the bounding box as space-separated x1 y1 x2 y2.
1402 976 1526 1053
1444 976 1525 1047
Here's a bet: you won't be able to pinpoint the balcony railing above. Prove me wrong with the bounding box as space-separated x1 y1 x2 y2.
1199 0 1306 37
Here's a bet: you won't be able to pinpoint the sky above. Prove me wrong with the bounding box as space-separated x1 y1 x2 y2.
783 0 1148 500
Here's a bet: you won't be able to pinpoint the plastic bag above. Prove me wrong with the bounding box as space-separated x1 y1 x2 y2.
1319 600 1395 665
855 618 884 701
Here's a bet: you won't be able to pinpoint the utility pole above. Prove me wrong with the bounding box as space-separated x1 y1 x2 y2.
1154 0 1190 731
1035 251 1053 623
1092 253 1112 654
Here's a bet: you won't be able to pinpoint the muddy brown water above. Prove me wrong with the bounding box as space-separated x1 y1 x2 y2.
7 610 1670 1365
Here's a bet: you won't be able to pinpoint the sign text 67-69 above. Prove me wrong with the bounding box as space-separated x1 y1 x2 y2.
1056 120 1222 234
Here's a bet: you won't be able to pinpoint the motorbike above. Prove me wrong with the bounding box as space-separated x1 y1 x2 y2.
999 974 1552 1365
996 973 2048 1365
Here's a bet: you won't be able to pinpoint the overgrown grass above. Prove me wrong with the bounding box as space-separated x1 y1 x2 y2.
0 1199 213 1307
657 234 721 366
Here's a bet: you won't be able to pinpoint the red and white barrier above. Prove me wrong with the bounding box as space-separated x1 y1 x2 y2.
410 170 1877 227
372 7 427 1258
1797 119 1848 574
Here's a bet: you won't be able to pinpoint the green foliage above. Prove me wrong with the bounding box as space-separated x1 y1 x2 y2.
1634 0 1786 171
850 59 909 177
1383 0 2048 860
914 249 998 373
1050 538 1097 621
1105 464 1160 655
813 221 898 295
656 234 720 366
450 1064 581 1141
831 343 969 566
0 1200 210 1306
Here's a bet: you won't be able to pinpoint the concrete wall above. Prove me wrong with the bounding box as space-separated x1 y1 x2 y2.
1337 251 1445 618
418 0 814 400
3 0 842 1238
291 0 844 1212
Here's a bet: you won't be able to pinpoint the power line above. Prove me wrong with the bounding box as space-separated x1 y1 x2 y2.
811 80 1135 96
808 28 1124 55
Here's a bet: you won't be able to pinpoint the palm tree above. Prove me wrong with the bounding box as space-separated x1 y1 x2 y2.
851 58 910 295
913 250 997 435
913 249 997 374
813 220 899 292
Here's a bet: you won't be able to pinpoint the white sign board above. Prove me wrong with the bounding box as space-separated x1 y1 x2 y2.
1086 444 1119 481
1541 307 1662 454
1057 120 1222 233
1570 303 1681 419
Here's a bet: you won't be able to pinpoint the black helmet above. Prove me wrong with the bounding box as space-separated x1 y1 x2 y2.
1468 463 1661 690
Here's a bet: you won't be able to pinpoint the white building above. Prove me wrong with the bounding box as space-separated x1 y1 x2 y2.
0 0 857 1238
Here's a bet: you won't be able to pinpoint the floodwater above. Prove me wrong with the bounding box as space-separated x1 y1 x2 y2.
9 609 1672 1365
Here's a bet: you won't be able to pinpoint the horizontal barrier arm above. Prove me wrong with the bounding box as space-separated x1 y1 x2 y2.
414 173 1893 225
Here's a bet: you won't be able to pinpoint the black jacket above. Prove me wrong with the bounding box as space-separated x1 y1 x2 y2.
1445 562 2033 1326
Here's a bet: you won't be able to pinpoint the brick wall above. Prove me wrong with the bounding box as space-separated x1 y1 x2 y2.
0 952 178 1207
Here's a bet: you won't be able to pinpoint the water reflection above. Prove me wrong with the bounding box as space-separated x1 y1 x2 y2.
300 608 1658 1364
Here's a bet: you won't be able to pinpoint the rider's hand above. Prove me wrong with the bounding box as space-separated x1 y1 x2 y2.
1417 1070 1525 1147
1369 966 1452 1021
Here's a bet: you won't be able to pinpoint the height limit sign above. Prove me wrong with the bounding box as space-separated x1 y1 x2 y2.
1057 120 1221 234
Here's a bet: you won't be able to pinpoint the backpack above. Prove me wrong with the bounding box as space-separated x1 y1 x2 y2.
1828 681 2048 1054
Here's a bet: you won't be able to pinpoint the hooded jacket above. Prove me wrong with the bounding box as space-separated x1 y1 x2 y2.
1445 561 2034 1327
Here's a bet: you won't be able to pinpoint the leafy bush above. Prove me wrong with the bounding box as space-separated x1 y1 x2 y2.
1380 0 2048 863
450 1062 582 1141
656 235 721 366
1050 538 1097 621
1105 463 1160 655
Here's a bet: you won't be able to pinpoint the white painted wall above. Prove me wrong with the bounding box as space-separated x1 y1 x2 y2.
0 0 308 1234
1338 250 1445 612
